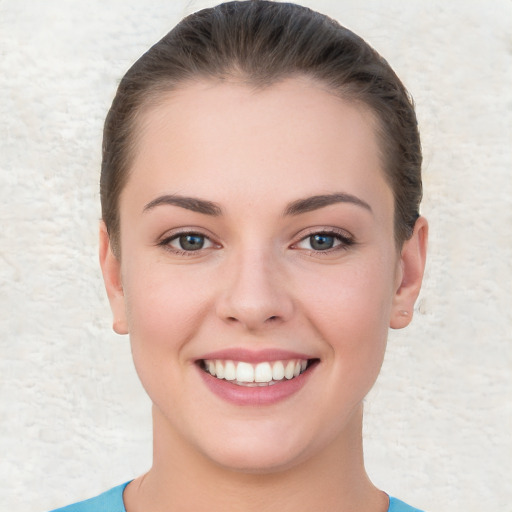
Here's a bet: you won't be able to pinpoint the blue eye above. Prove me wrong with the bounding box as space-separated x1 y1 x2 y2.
309 234 335 250
166 233 214 252
294 230 353 252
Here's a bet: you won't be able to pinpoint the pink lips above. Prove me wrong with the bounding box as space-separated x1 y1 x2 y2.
195 349 317 406
198 348 313 363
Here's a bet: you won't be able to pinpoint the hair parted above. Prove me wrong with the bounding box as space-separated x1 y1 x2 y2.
101 0 422 255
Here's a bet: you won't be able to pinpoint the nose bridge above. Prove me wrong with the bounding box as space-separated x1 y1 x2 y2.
217 241 293 329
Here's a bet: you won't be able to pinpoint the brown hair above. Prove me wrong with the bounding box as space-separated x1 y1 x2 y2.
101 0 422 255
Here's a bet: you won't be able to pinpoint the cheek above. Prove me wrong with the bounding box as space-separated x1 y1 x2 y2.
122 262 213 359
299 257 395 373
120 264 218 414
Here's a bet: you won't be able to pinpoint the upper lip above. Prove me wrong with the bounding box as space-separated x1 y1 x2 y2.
196 348 315 363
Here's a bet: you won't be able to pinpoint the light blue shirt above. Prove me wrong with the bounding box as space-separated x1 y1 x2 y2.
49 482 425 511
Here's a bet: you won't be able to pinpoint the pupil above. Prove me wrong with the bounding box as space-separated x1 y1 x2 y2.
180 234 204 251
310 234 334 250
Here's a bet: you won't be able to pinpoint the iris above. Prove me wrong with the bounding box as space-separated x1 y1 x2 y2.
309 234 335 250
179 234 205 251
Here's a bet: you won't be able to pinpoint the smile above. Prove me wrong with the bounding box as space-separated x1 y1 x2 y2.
201 359 311 386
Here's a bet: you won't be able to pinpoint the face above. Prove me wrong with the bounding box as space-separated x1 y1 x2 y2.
101 77 426 473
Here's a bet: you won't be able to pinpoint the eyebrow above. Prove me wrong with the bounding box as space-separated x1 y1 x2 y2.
283 193 372 216
142 192 372 217
143 194 222 216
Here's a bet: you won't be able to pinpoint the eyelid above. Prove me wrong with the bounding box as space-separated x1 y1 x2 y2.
291 227 355 252
157 227 221 254
168 233 215 250
156 226 354 255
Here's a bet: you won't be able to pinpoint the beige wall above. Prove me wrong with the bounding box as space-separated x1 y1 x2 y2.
1 1 511 510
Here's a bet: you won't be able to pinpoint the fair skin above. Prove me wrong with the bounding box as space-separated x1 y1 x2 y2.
100 78 427 512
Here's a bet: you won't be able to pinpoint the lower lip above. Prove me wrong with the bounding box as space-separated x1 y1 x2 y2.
197 363 316 406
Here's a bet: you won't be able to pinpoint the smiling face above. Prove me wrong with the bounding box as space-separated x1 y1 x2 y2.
100 78 426 474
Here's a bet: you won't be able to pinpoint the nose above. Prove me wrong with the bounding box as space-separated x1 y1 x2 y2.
216 247 294 331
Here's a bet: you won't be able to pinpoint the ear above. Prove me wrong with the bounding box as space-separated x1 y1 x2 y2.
390 216 428 329
99 221 128 335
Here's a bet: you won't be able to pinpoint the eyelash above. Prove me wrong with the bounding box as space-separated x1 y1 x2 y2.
292 229 355 254
158 228 355 256
158 230 217 256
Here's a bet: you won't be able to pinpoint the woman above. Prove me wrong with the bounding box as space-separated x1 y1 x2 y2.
52 1 428 510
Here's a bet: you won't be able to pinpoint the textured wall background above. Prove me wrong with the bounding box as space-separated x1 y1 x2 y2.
1 1 511 511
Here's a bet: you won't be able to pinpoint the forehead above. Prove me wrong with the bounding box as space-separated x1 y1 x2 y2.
124 77 392 217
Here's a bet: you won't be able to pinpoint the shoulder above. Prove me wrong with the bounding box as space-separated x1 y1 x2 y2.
48 482 130 512
388 496 425 512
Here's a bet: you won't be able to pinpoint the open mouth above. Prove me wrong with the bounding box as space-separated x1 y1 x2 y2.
198 358 318 387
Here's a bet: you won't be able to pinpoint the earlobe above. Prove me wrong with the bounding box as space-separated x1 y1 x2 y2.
99 222 129 335
390 217 428 329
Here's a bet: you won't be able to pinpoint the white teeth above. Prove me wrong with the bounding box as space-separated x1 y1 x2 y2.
224 360 236 381
272 361 285 381
236 362 254 382
254 362 272 382
285 360 295 379
215 360 225 379
204 358 311 385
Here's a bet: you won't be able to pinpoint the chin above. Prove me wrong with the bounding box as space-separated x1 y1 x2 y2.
205 441 308 475
195 417 330 476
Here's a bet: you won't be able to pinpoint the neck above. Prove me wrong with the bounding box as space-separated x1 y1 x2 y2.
124 404 387 512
